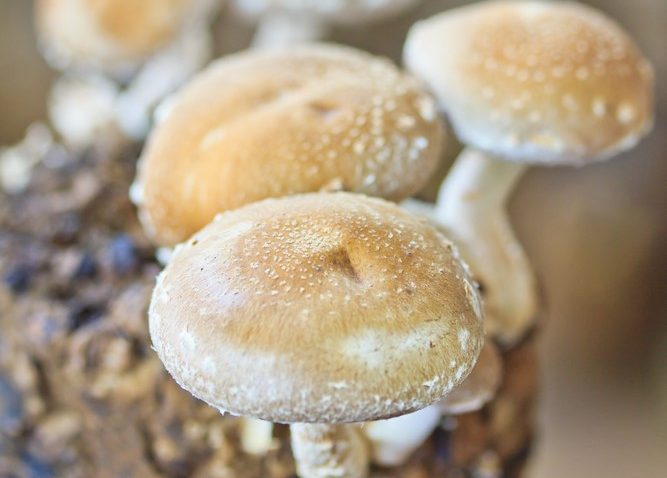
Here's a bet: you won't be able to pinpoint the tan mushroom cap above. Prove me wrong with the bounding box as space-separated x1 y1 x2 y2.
404 0 654 164
439 340 502 415
234 0 420 25
35 0 203 74
135 43 444 246
149 193 483 423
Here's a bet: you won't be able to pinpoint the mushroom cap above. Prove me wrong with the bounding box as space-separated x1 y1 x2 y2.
404 0 654 165
233 0 420 25
134 43 444 246
149 192 483 423
439 340 502 415
35 0 213 75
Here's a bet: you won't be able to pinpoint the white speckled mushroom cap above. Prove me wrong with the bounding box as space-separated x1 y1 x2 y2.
134 43 443 247
233 0 420 25
149 193 484 424
404 0 654 165
35 0 217 76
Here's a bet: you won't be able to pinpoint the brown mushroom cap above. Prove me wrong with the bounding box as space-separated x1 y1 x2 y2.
149 193 483 423
35 0 203 74
135 43 444 247
404 0 654 164
233 0 420 25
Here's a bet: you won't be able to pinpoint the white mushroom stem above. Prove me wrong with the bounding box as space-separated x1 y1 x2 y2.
290 423 369 478
400 197 438 220
252 12 328 48
434 147 538 346
239 418 275 455
363 404 441 467
115 26 213 139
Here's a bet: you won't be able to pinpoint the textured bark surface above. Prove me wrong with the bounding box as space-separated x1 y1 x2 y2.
0 146 538 477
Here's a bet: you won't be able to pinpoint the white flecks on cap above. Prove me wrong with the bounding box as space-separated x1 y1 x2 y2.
404 0 654 165
149 192 483 423
136 43 444 247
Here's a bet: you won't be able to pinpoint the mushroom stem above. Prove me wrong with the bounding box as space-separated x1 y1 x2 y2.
115 26 213 139
290 423 369 478
239 417 275 455
400 197 438 220
434 147 538 346
363 404 441 467
252 13 328 48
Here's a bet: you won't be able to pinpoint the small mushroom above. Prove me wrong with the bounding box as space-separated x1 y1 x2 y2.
363 341 502 466
134 43 444 247
35 0 217 77
149 192 484 477
233 0 421 47
404 0 654 346
35 0 222 142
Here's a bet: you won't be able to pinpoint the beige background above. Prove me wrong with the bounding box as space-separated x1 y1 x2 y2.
1 1 665 476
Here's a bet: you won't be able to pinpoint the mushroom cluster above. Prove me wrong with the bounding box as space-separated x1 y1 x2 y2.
134 41 507 475
131 1 654 477
0 0 656 476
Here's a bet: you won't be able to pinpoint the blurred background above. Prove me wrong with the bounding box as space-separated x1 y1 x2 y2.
1 1 665 476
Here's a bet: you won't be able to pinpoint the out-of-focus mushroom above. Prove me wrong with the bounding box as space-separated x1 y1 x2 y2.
233 0 421 47
134 43 444 247
48 75 120 150
35 0 217 77
404 0 654 346
364 341 501 466
0 124 54 195
35 0 222 143
148 192 484 477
